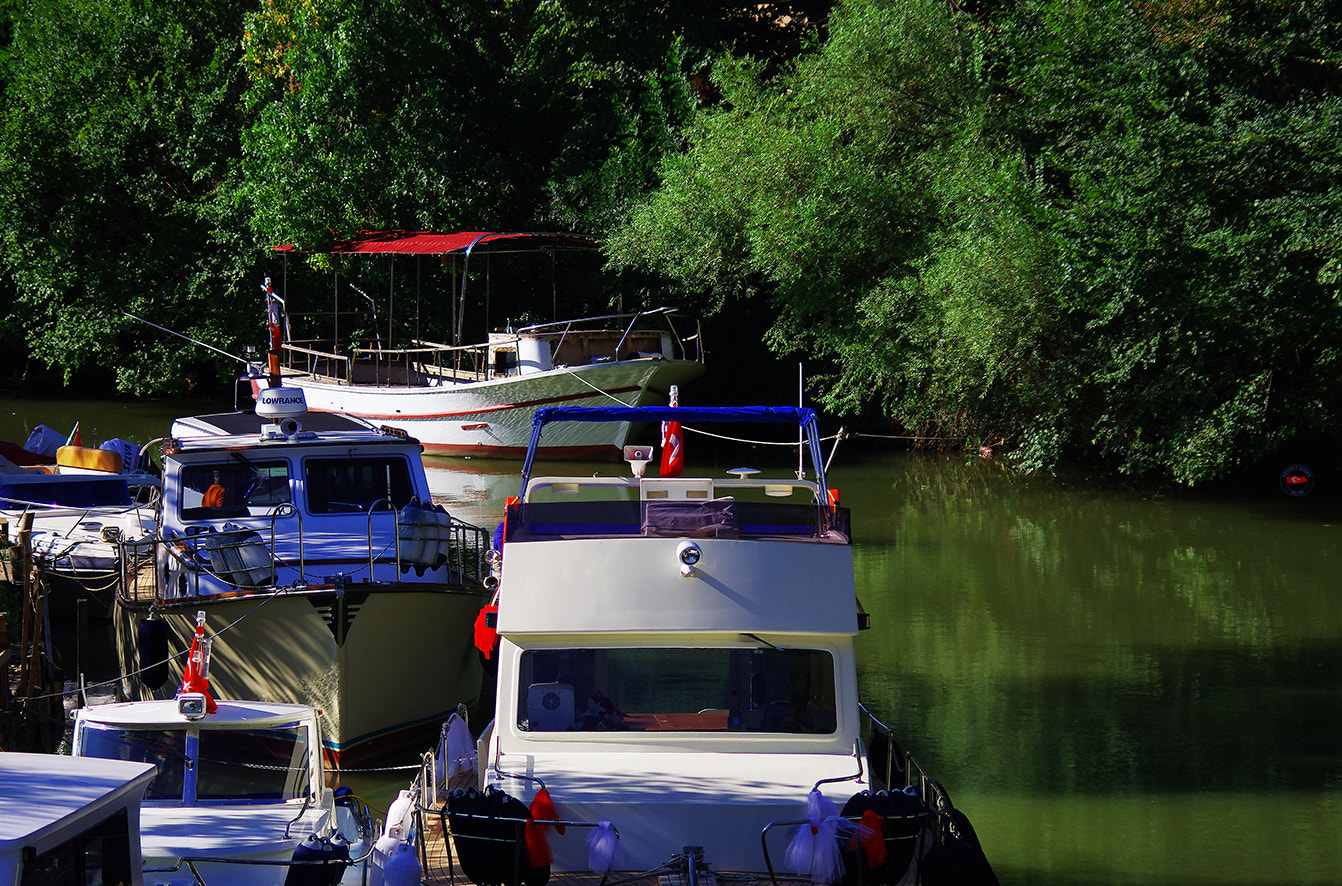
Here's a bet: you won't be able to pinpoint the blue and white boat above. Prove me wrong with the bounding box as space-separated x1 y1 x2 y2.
74 617 376 886
427 405 996 886
114 385 492 766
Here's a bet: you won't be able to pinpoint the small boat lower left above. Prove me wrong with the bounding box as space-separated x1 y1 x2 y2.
0 752 156 886
68 614 382 886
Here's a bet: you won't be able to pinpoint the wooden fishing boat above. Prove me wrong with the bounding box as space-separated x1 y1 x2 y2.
265 231 706 459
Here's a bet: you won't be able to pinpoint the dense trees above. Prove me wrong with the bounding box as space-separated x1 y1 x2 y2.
607 0 1342 483
0 0 1337 483
0 0 253 393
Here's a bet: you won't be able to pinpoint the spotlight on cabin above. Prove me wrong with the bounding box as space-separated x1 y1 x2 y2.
677 540 702 576
178 693 208 720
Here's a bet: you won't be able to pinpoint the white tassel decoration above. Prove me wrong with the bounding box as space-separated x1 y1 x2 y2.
784 789 868 885
444 715 476 778
586 821 624 873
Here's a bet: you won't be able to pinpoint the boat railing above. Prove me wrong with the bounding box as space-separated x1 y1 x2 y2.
515 306 703 364
753 715 953 886
505 479 850 543
117 507 492 600
143 829 379 883
281 307 702 388
282 336 495 387
857 702 947 809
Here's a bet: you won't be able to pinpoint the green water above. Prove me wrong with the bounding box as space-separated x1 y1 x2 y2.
4 398 1338 884
839 453 1342 886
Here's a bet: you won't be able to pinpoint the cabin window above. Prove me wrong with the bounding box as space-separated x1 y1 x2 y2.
304 456 416 513
195 725 312 801
180 460 290 519
76 722 312 804
19 808 133 886
75 725 190 801
516 647 837 735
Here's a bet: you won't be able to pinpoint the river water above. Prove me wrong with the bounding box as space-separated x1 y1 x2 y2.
3 397 1338 885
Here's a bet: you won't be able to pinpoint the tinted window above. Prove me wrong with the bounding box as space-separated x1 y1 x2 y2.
77 725 188 801
304 457 415 513
180 460 290 518
517 647 837 734
196 725 311 801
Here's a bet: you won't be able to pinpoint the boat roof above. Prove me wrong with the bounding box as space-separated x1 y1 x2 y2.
75 698 319 730
168 410 418 453
277 230 598 256
173 410 377 437
0 753 156 849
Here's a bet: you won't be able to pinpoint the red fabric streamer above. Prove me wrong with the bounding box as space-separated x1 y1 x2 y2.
524 788 564 866
858 809 886 867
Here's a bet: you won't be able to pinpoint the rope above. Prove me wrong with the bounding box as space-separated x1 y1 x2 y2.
555 365 635 405
681 424 843 447
851 432 963 442
327 762 423 774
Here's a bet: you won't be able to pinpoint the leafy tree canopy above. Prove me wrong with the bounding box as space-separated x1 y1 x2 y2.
0 0 253 394
608 0 1342 484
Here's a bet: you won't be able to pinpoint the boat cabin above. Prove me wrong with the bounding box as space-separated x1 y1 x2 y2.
0 753 155 886
146 389 479 597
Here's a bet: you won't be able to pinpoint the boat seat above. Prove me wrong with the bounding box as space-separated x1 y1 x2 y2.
526 682 575 732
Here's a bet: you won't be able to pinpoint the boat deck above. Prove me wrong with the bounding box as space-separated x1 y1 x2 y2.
417 812 809 886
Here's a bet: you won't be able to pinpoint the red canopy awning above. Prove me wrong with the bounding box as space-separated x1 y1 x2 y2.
275 231 599 256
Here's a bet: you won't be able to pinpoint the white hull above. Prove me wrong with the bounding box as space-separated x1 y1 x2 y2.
289 359 704 458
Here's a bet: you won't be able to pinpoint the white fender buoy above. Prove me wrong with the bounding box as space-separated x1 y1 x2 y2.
396 500 426 565
382 842 421 886
385 789 415 839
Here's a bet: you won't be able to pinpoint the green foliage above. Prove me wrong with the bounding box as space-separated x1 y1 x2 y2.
0 0 1338 485
610 0 1058 445
231 0 707 248
991 0 1342 481
611 0 1342 484
0 0 255 394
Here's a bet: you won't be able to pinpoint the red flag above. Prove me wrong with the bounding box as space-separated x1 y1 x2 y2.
66 422 81 447
524 787 563 865
660 419 683 477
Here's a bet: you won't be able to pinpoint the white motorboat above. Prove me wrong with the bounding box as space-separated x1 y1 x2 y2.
414 405 996 886
0 442 158 612
73 618 375 886
114 385 493 766
265 231 705 459
0 752 156 886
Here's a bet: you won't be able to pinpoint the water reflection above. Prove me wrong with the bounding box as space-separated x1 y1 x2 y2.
843 452 1342 885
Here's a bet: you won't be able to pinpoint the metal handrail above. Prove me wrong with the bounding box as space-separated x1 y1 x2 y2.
269 502 302 584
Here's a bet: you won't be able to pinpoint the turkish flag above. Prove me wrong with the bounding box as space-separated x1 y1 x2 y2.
660 419 683 477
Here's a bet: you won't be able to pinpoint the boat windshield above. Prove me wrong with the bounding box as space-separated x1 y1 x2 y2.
517 647 837 735
180 460 290 519
304 456 415 513
77 722 313 803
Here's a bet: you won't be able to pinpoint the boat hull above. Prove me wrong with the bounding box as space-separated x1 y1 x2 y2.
114 584 486 767
287 359 705 459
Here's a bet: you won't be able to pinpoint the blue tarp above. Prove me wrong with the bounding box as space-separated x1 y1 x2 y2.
0 476 134 508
